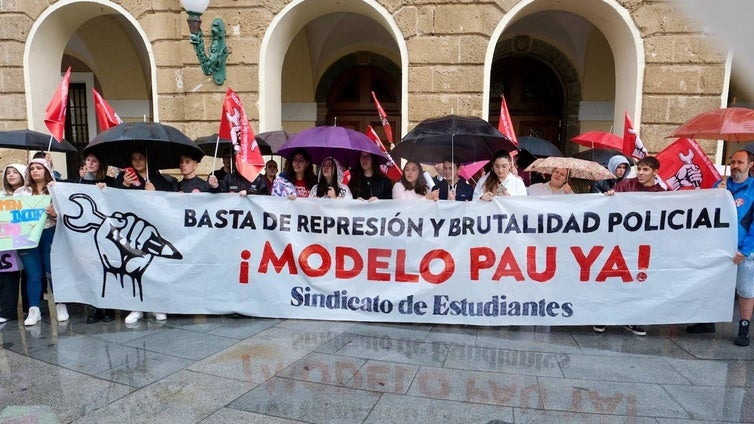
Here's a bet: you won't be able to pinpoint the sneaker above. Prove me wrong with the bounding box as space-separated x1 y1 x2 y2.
592 325 606 333
735 320 750 347
153 313 167 321
686 323 716 334
56 303 69 322
0 316 8 324
124 311 143 324
24 307 42 326
624 325 646 336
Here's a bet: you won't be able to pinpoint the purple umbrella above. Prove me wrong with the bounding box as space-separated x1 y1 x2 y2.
277 126 388 168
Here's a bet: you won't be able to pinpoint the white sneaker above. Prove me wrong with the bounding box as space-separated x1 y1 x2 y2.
0 316 8 323
56 303 69 322
24 307 41 326
124 311 144 324
153 313 167 321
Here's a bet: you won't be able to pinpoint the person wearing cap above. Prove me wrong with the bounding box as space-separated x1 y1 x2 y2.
14 158 62 326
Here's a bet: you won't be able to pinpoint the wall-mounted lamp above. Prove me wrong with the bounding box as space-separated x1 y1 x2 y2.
180 0 229 85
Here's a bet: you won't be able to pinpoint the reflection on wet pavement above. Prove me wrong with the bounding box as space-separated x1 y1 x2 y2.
1 305 753 423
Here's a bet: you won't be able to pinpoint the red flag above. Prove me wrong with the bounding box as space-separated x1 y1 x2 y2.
498 95 519 156
623 112 648 159
218 88 264 183
92 89 123 131
656 137 720 190
44 67 71 142
365 125 403 182
370 91 394 146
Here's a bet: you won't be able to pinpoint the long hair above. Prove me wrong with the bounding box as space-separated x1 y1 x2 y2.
399 160 428 195
483 150 512 193
85 151 108 181
26 158 53 195
315 157 344 198
348 153 384 198
282 148 316 188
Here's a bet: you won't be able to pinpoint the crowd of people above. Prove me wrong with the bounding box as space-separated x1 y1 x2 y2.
0 146 750 348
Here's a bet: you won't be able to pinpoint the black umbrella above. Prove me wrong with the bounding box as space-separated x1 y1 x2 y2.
0 129 78 152
195 133 272 156
518 135 563 157
572 148 634 169
392 114 518 164
84 122 203 169
256 130 293 154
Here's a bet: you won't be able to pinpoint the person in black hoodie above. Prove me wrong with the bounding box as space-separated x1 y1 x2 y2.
349 152 392 200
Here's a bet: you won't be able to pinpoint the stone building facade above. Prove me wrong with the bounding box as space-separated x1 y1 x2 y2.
0 0 746 177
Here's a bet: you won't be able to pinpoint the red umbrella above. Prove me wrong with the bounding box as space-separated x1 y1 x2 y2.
669 107 754 142
570 131 623 150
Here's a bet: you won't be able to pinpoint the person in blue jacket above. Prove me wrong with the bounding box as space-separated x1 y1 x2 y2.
688 149 754 346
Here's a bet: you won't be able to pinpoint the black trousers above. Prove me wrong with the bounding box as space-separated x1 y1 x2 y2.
0 271 27 319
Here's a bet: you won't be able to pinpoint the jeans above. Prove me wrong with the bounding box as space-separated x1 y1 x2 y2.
18 226 54 308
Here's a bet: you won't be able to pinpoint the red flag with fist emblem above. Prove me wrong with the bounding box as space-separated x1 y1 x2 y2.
656 137 720 190
219 88 265 183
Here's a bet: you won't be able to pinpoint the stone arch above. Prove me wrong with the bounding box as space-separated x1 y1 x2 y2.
24 0 157 131
484 0 644 135
258 0 408 135
490 36 581 148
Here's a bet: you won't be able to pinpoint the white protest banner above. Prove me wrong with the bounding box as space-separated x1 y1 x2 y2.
51 183 737 326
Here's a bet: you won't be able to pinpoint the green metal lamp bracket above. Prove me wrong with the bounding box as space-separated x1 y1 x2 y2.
187 12 229 85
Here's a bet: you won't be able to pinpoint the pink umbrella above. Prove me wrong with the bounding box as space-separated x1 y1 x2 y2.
458 160 489 180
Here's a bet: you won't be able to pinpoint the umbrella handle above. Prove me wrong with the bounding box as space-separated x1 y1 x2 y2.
211 134 220 176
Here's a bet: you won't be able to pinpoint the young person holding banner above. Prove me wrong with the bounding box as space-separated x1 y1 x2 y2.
0 164 27 324
272 149 316 199
309 157 351 199
76 152 117 324
15 158 59 326
597 156 666 335
392 160 439 201
476 150 528 201
349 152 392 201
433 155 474 201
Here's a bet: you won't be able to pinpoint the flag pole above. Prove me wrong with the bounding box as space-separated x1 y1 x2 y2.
47 134 53 153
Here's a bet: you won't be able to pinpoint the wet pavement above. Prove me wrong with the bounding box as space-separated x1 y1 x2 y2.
1 303 753 423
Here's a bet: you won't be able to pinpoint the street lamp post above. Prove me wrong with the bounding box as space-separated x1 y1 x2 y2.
180 0 229 85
